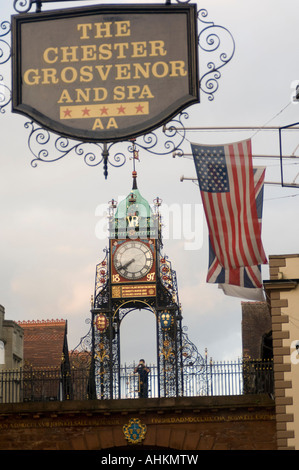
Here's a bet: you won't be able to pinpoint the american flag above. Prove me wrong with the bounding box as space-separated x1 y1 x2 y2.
207 170 266 301
191 140 267 270
207 166 266 289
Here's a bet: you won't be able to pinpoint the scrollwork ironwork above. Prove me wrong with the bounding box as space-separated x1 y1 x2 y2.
22 112 188 177
198 8 235 101
94 249 109 298
0 21 11 63
13 0 49 13
25 121 127 177
135 112 188 157
0 77 11 114
70 318 92 368
181 326 205 369
0 21 11 113
2 2 235 174
13 0 193 13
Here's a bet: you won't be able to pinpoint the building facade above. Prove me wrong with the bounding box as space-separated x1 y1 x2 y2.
17 318 69 368
0 305 23 371
264 254 299 450
242 301 272 360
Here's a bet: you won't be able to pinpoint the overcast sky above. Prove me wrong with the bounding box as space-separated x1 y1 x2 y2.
1 0 299 366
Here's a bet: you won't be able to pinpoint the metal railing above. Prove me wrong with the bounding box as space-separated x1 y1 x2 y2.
0 359 273 404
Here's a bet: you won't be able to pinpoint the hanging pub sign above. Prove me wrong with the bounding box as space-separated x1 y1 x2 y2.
11 4 199 143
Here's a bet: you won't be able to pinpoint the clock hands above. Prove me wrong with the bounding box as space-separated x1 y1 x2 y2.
119 258 135 270
119 252 146 271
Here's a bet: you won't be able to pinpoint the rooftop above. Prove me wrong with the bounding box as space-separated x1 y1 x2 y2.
17 319 68 368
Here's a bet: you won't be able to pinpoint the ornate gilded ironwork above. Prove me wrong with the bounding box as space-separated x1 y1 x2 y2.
160 311 175 331
71 186 206 400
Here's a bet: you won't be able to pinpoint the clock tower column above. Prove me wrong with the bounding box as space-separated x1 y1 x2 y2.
88 171 187 399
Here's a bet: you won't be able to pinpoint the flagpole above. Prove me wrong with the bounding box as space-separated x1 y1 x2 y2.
165 126 299 131
179 176 296 187
174 153 299 160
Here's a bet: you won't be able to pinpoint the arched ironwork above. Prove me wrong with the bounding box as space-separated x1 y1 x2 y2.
71 226 207 400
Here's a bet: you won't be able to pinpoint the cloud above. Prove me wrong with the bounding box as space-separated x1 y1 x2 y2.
1 0 299 366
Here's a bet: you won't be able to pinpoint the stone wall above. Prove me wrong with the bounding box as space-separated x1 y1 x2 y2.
0 395 276 450
264 254 299 450
0 305 23 371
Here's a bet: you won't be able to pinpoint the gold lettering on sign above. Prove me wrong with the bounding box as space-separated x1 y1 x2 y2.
23 62 186 85
112 284 156 298
151 414 274 424
21 16 189 133
77 21 131 40
0 417 121 429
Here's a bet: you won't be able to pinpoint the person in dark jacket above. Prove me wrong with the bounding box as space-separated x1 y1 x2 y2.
134 359 150 398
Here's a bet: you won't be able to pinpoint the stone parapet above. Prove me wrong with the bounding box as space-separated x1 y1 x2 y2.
0 395 276 450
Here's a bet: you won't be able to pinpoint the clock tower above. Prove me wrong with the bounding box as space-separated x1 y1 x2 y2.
83 170 201 400
109 170 158 303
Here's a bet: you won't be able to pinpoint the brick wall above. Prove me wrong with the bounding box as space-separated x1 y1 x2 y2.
0 396 276 450
241 301 272 359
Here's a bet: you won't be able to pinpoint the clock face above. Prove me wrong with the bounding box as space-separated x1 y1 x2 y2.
113 241 154 280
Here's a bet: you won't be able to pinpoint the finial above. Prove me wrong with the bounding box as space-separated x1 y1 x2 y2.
129 138 139 174
108 198 117 218
132 170 138 190
154 197 162 207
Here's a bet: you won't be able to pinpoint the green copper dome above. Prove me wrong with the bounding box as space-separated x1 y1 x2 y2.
110 171 157 239
115 171 153 220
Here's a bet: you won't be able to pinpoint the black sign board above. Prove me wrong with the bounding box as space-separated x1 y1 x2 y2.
12 4 199 142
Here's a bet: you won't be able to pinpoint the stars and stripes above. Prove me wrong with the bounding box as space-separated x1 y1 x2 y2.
208 167 266 300
191 139 267 300
191 140 267 271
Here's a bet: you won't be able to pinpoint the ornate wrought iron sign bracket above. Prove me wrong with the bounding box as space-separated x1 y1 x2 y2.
1 1 235 178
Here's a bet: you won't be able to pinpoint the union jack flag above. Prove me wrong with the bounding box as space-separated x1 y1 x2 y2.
208 167 266 300
207 166 266 285
191 140 267 270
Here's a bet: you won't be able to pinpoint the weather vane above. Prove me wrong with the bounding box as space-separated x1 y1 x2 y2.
129 139 140 173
